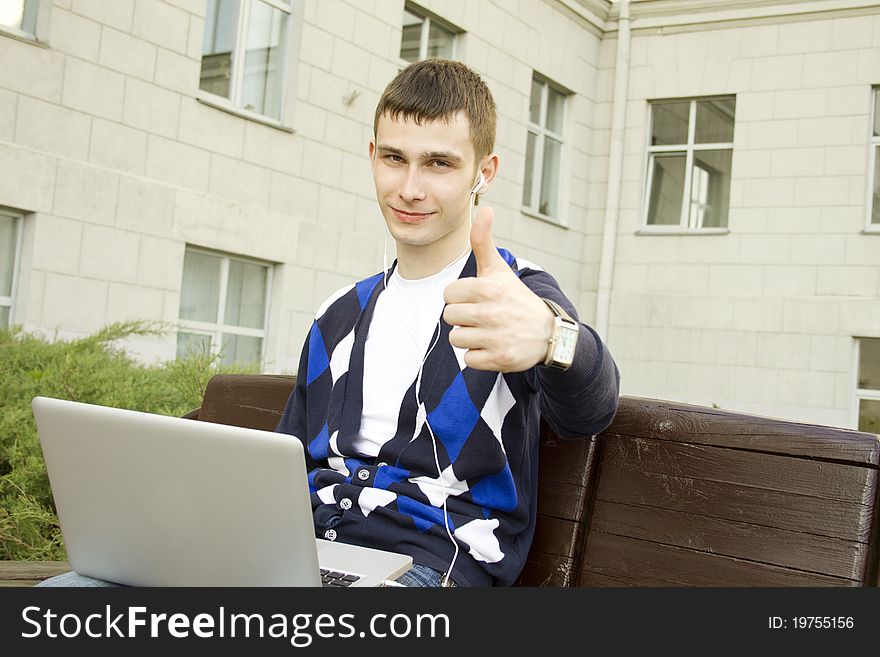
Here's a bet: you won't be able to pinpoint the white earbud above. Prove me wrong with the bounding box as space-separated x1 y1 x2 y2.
470 171 486 196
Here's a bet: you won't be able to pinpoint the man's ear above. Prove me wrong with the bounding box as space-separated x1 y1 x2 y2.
368 139 376 164
476 153 500 194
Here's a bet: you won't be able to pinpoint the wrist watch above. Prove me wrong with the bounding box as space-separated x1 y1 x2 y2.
541 298 579 371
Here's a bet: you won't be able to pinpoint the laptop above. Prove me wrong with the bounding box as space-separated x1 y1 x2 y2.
31 396 412 587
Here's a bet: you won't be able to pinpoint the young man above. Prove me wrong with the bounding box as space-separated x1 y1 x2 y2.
39 59 618 589
275 59 619 587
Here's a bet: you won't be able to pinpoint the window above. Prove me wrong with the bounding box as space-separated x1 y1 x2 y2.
0 0 38 38
869 88 880 228
0 210 23 328
399 3 456 63
177 248 271 367
200 0 291 121
856 338 880 434
523 75 567 221
645 97 735 230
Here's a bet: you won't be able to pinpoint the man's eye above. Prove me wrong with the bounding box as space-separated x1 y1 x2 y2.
388 155 404 163
431 160 450 168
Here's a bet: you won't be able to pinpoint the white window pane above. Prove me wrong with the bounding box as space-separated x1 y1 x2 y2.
0 305 8 328
647 153 686 225
689 150 731 229
859 399 880 434
652 102 690 146
0 215 16 297
0 1 24 29
873 145 880 225
221 333 262 366
200 0 238 99
522 131 537 207
529 78 542 124
545 87 565 134
695 99 735 144
426 21 453 59
859 339 880 390
400 9 423 62
0 0 35 33
874 89 880 138
689 165 710 229
180 251 222 323
241 0 288 119
539 136 561 217
224 260 267 329
177 332 213 359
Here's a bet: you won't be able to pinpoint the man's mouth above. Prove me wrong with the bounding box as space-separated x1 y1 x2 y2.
391 207 434 224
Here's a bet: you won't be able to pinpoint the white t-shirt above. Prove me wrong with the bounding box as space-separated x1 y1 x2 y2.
352 251 470 457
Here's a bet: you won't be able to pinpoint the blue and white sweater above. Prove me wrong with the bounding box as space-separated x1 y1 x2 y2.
275 249 619 586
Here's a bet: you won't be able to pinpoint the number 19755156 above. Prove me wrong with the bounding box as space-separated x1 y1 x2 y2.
768 616 854 630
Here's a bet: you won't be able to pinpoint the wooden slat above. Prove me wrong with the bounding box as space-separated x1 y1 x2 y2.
529 515 583 560
537 428 595 486
516 552 577 587
595 467 875 542
601 434 875 504
590 500 868 580
0 561 70 586
198 374 296 431
579 533 856 587
536 479 590 522
607 397 880 465
576 571 638 587
0 580 45 587
535 432 598 524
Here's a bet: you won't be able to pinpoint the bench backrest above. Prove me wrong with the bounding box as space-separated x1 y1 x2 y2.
194 374 880 586
523 397 880 587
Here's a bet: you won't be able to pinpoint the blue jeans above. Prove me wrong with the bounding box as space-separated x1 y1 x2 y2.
36 564 449 588
392 564 452 587
36 571 121 587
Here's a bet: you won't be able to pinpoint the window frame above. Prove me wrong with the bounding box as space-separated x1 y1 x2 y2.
641 96 735 234
521 74 569 225
865 87 880 234
399 2 458 65
177 246 273 368
197 0 294 127
853 337 880 433
0 208 24 329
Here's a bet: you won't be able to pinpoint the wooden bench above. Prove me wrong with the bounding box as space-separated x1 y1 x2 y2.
0 561 70 587
530 396 879 586
3 373 878 587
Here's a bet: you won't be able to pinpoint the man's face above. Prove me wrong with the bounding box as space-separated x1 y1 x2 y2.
370 111 480 262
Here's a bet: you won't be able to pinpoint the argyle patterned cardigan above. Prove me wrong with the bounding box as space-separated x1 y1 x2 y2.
276 249 620 586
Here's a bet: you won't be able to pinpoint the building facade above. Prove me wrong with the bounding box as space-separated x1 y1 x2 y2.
0 0 878 432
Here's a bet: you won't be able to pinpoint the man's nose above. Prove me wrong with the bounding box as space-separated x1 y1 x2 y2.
399 167 426 202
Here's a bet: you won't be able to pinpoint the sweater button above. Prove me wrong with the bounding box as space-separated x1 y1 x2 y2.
324 529 337 541
357 469 370 481
340 498 352 510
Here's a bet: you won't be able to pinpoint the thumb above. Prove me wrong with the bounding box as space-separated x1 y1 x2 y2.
470 205 505 276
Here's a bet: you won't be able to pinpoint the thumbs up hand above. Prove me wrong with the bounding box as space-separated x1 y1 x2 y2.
442 206 555 372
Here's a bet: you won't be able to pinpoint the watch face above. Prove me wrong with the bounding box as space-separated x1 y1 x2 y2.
555 324 577 363
560 330 575 358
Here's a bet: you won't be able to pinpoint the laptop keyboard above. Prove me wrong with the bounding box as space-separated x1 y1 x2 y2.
320 568 363 587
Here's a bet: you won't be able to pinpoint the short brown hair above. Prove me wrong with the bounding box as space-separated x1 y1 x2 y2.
373 58 497 162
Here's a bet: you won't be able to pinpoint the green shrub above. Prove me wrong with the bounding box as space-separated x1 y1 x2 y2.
0 321 255 561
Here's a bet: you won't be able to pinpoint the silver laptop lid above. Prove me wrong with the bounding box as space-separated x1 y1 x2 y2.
32 396 322 587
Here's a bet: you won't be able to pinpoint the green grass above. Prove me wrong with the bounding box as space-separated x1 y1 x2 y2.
0 321 254 560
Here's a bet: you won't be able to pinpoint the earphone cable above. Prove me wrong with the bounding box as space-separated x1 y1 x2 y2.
376 170 485 587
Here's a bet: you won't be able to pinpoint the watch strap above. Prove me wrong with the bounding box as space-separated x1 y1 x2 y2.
541 298 574 323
